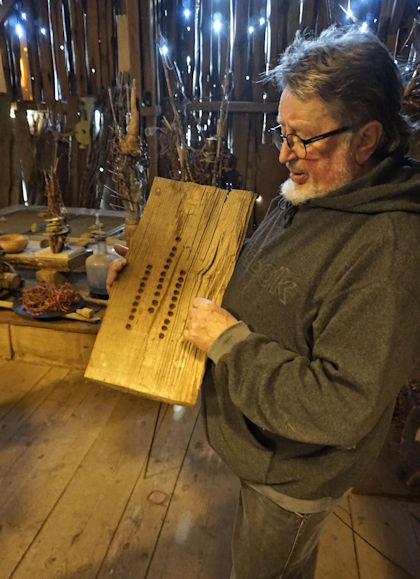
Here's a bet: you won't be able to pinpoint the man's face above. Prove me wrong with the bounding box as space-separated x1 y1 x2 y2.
278 88 360 204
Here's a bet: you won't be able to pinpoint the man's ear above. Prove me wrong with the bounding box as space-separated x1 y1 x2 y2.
353 121 383 164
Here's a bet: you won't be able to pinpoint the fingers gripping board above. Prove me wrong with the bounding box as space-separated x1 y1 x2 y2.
84 178 256 405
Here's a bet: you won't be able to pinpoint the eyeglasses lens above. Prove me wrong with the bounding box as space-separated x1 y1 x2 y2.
271 131 306 157
287 135 306 157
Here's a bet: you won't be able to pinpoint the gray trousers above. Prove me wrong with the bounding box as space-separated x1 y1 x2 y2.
230 482 333 579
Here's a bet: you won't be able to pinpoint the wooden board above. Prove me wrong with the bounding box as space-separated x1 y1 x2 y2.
85 177 255 405
0 322 11 360
10 325 96 368
3 245 92 271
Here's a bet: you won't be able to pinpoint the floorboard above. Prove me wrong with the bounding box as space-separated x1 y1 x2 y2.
0 359 419 579
12 391 160 579
316 496 360 579
350 495 419 579
146 417 239 579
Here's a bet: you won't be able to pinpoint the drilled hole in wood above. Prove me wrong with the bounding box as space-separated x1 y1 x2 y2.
157 284 163 289
175 236 181 242
175 283 181 289
171 296 178 302
161 325 168 331
172 246 177 252
164 265 169 270
148 307 155 314
126 324 132 330
154 291 161 297
174 290 180 295
159 333 165 339
133 301 139 306
152 300 158 306
169 303 176 310
167 311 174 317
164 318 170 325
135 295 141 300
142 276 148 281
159 278 164 283
140 282 146 288
178 277 184 283
131 308 137 313
138 288 144 294
129 315 134 320
146 264 152 269
166 258 172 263
169 252 175 258
160 271 166 277
180 270 186 275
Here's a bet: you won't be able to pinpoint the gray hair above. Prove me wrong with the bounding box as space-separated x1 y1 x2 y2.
267 26 412 159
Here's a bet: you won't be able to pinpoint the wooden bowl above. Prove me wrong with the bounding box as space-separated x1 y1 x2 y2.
0 234 28 253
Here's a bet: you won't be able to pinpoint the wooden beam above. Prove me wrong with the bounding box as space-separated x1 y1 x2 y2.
10 99 276 115
0 93 12 207
187 100 278 113
86 0 101 93
139 0 158 181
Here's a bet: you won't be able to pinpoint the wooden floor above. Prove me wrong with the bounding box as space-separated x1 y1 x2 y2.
0 359 419 579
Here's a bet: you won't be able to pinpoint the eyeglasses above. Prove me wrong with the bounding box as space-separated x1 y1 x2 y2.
268 125 352 158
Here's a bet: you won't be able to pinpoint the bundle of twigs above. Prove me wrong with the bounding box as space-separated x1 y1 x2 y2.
21 282 82 315
158 36 238 190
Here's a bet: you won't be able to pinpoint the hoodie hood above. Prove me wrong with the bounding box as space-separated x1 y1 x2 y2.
305 154 420 215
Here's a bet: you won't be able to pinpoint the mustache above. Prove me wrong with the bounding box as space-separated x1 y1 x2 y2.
286 162 306 173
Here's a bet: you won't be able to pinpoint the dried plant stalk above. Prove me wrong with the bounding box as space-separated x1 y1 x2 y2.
107 77 149 220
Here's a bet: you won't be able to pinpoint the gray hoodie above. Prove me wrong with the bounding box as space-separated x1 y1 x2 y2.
202 154 420 501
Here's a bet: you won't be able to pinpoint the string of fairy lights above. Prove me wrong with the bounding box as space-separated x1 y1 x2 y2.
5 1 420 100
4 1 420 133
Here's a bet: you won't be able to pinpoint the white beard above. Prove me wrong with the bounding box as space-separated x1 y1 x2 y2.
281 141 356 205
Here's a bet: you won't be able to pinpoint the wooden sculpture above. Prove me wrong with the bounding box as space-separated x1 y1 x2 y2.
84 177 255 405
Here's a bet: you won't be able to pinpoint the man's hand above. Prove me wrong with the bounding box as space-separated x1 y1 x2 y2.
184 297 238 352
106 244 128 294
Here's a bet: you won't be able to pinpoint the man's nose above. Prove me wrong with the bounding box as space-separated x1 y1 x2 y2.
279 140 298 164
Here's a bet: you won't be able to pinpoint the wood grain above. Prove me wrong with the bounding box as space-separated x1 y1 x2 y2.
85 177 255 405
1 360 419 578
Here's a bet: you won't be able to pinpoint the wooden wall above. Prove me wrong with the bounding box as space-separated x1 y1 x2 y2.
0 0 418 226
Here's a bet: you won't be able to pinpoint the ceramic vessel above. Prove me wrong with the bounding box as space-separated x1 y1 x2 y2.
85 238 116 298
0 234 28 253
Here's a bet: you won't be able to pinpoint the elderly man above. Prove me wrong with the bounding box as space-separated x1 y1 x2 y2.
108 26 420 579
183 26 420 578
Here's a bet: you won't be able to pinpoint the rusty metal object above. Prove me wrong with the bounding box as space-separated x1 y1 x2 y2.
0 249 23 291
